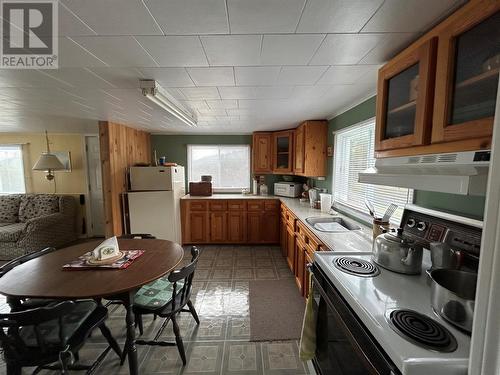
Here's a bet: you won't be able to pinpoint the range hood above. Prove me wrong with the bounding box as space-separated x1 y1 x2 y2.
359 150 491 195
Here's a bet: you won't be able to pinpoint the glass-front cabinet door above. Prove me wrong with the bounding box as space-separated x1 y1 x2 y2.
375 38 437 151
273 130 293 174
433 6 500 143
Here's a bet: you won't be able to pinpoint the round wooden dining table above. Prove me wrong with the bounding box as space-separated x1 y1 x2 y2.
0 239 184 375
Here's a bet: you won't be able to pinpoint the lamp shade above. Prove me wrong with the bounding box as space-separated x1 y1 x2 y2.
32 153 65 171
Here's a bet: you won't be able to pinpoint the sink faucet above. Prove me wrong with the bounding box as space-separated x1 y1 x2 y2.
329 203 339 216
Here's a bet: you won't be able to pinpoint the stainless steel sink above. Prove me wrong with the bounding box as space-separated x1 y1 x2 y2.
305 216 361 232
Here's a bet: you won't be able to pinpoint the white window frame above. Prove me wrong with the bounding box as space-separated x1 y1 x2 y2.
0 144 26 195
331 118 413 225
187 144 251 193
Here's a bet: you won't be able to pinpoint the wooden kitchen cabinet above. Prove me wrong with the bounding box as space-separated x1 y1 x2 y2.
210 212 227 242
304 251 313 298
247 203 279 244
375 1 499 158
293 125 305 174
247 212 262 243
227 211 246 243
186 212 209 243
280 205 288 257
273 130 294 174
294 121 328 177
252 132 273 174
294 237 306 292
182 198 279 245
286 226 295 271
375 38 437 152
432 5 500 144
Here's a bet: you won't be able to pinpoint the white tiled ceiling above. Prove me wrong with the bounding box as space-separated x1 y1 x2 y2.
0 0 466 134
226 0 305 33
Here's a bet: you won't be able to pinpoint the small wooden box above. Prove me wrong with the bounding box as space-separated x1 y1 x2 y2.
189 182 212 196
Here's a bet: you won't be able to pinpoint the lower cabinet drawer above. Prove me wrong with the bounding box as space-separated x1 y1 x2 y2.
228 201 247 211
210 201 227 211
248 201 265 211
189 201 207 211
264 200 279 211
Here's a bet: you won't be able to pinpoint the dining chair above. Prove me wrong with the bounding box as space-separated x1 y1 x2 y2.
0 247 59 311
132 246 200 365
0 300 122 375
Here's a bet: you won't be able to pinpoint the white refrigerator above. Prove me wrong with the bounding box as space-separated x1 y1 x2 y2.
126 166 185 243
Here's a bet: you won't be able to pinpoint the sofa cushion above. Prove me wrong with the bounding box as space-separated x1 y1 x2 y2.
19 195 59 222
0 195 22 223
0 223 26 242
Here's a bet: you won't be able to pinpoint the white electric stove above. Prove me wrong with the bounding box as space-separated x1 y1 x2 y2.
311 204 482 375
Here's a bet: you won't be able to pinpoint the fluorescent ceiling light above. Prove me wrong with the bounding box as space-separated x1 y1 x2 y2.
140 80 197 127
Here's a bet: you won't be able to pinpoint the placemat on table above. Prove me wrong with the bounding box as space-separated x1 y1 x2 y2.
62 250 144 270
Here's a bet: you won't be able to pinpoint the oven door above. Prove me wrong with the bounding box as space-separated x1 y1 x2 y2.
312 265 400 375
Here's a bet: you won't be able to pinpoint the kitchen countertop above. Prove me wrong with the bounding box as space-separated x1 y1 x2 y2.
278 197 373 253
181 193 374 253
181 194 277 200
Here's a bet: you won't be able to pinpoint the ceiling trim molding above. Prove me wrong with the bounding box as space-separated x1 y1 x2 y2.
326 90 377 121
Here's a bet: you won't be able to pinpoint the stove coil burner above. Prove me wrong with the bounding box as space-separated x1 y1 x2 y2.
333 257 380 277
388 309 457 353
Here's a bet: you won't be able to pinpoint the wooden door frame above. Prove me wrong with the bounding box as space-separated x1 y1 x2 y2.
82 134 102 238
375 38 437 151
432 3 500 144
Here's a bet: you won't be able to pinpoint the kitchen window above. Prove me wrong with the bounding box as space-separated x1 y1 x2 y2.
187 145 250 193
333 119 413 224
0 145 26 194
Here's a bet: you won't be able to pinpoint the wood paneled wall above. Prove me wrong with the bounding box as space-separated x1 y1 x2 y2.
99 121 151 237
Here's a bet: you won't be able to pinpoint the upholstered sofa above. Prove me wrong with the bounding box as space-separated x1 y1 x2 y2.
0 194 77 260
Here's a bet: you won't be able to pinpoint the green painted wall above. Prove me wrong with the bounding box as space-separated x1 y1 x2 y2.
151 134 283 193
151 96 486 219
317 96 486 219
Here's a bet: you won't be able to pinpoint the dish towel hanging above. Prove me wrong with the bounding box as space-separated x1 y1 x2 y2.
299 278 317 361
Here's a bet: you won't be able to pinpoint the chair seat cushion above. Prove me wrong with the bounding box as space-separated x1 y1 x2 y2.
134 277 184 310
0 195 22 223
0 223 26 242
19 301 97 347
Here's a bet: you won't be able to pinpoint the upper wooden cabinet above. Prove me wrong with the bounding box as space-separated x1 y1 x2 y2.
294 125 305 174
375 38 437 151
294 121 328 177
375 1 499 158
252 121 327 176
252 132 273 174
273 130 294 174
433 5 500 144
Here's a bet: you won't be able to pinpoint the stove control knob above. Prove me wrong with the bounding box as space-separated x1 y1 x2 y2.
416 222 427 231
407 218 416 228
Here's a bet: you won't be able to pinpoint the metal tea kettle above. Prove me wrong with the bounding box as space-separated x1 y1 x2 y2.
372 228 423 274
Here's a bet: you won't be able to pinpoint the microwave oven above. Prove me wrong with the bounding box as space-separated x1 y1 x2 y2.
274 182 302 198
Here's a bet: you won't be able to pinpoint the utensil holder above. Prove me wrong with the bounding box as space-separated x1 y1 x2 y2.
372 218 390 240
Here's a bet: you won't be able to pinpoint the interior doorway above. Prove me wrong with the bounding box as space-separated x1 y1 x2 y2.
85 135 105 237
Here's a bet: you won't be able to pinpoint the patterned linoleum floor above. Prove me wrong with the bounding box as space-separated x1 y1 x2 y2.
0 245 313 375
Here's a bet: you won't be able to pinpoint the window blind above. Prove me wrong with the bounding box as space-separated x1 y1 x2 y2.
187 145 250 192
333 119 413 225
0 145 26 194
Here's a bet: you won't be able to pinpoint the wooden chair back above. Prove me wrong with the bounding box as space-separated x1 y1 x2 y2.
0 301 75 359
0 247 56 278
168 246 200 313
